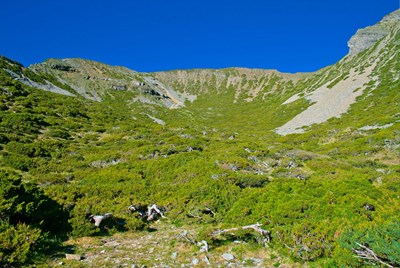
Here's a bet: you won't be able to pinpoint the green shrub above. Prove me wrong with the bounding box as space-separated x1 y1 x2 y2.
0 170 70 234
2 152 33 171
0 171 70 266
337 222 400 267
0 221 41 265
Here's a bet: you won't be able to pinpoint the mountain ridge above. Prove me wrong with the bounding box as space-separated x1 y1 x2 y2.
3 10 396 134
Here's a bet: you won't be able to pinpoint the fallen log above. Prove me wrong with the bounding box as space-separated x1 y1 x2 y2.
212 223 270 245
187 206 216 220
89 213 113 227
147 204 167 221
128 204 167 221
353 242 394 268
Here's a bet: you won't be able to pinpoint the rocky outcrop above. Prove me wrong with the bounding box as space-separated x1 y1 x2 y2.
142 77 187 108
112 85 127 90
29 58 194 108
154 68 306 104
276 9 399 135
347 27 388 56
347 9 399 56
4 69 75 97
49 62 76 72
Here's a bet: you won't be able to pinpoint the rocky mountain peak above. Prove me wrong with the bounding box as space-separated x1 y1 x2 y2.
381 8 400 23
347 9 399 56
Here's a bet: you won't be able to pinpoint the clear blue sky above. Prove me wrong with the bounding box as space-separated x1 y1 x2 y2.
1 0 398 73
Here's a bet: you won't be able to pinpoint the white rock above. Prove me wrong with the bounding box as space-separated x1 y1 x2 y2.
65 254 82 261
203 256 211 265
191 258 199 265
222 253 235 261
171 252 178 259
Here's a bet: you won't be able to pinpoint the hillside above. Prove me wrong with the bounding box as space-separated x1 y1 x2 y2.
0 9 399 267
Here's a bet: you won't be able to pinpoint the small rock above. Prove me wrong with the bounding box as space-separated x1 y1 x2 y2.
244 257 262 264
203 256 210 265
171 252 178 259
222 253 235 261
191 258 199 265
198 240 209 252
65 254 82 261
252 258 262 264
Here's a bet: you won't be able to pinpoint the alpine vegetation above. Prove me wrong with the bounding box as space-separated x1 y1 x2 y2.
0 9 399 267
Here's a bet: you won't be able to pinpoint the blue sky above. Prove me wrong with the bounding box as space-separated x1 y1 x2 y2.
1 1 398 73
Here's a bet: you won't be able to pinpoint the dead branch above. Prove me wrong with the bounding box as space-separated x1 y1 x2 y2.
187 213 202 219
186 206 215 220
180 230 197 244
203 207 216 217
128 204 146 218
128 204 166 221
212 223 271 245
147 204 167 221
353 242 394 268
179 231 209 252
89 213 113 227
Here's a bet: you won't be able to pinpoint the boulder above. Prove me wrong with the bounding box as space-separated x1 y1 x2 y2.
222 253 235 261
112 85 127 90
65 254 82 261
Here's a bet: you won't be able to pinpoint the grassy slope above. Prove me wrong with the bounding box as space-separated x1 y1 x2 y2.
0 15 399 266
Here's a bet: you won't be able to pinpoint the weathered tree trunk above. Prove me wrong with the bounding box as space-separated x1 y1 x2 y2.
89 213 113 227
128 204 166 221
212 223 271 245
353 242 394 268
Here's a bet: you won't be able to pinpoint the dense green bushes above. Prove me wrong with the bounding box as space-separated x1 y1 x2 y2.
0 221 41 265
221 176 399 264
0 171 70 233
0 171 70 265
337 222 400 267
0 46 398 266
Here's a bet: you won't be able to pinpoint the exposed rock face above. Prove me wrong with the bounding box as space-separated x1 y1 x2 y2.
4 69 75 97
154 68 305 103
28 58 194 107
347 28 388 56
348 9 399 56
49 63 76 72
276 9 399 135
142 77 187 108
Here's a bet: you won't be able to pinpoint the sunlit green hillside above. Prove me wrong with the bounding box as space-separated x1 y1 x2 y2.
0 10 399 267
